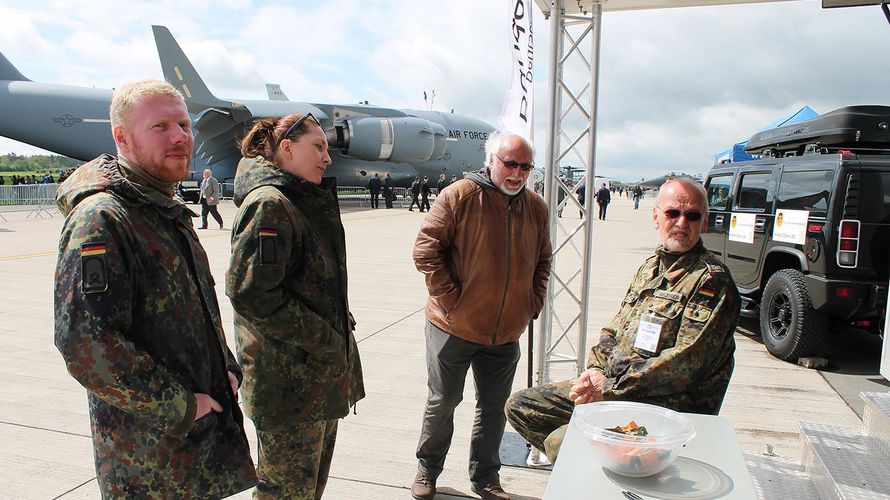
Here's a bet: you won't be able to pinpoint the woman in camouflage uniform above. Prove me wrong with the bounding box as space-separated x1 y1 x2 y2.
226 113 365 499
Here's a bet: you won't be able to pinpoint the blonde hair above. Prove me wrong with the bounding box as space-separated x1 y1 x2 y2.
110 79 185 128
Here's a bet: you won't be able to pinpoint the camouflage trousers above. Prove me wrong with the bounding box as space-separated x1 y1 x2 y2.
504 380 575 462
253 419 338 500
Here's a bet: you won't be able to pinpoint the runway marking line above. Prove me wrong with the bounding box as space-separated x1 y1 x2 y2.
0 251 58 261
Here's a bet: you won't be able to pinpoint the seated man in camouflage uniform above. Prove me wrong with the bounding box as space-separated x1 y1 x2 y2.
505 178 741 462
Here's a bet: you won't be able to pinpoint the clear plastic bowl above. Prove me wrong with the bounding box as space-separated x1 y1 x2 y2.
573 401 696 477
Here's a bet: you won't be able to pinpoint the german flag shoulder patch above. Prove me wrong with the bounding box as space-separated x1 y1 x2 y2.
80 242 108 294
259 227 279 264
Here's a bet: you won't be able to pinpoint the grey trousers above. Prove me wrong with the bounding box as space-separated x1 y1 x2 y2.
416 321 521 485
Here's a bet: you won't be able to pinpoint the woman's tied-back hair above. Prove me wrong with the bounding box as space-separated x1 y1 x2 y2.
109 79 185 129
239 113 313 159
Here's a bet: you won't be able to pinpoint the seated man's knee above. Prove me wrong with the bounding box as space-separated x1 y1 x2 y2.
504 388 532 423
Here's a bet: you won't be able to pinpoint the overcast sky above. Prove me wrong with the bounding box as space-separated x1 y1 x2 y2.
0 0 887 180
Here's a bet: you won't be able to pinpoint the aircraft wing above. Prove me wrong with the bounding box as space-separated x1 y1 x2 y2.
533 0 798 13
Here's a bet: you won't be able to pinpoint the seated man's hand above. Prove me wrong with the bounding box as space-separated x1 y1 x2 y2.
568 369 605 405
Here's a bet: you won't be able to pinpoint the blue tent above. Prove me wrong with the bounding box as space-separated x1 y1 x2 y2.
713 105 819 165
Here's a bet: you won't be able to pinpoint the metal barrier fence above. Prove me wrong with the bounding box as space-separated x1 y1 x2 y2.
221 182 234 200
0 183 60 220
335 186 437 208
0 183 435 222
219 184 415 207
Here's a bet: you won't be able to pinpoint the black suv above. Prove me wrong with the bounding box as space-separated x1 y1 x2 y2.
702 106 890 361
176 174 201 204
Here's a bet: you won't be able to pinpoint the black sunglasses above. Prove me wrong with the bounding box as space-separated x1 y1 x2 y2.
277 113 319 147
657 206 704 222
496 154 534 172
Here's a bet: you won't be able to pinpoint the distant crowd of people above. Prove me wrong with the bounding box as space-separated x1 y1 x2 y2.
0 168 77 186
549 179 648 218
366 172 460 210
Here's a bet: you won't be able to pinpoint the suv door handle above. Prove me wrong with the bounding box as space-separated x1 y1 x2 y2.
714 214 724 227
754 216 766 233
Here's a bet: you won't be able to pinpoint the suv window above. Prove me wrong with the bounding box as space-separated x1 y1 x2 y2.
858 171 890 224
777 170 833 218
707 174 733 209
736 173 772 211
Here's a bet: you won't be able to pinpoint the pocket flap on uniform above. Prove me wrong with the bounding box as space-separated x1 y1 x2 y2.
650 297 683 319
683 303 712 323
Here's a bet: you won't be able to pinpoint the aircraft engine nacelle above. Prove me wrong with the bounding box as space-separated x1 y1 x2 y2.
343 117 446 163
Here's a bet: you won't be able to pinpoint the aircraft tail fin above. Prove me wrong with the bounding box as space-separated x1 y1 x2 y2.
0 52 30 82
265 83 289 101
152 25 227 111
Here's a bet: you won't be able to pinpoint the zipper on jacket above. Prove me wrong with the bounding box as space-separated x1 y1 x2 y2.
492 198 514 344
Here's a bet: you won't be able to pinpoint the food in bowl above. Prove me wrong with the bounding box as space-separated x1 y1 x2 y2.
573 401 696 477
606 420 648 436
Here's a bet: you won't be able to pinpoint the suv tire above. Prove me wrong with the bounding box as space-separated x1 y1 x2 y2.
760 269 826 361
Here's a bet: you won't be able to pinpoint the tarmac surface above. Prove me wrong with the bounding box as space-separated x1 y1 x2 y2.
0 193 869 499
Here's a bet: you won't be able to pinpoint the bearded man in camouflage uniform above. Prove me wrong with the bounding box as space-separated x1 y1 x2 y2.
53 79 256 498
506 178 740 462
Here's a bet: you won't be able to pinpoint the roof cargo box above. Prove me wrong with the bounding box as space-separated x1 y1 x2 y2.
745 105 890 154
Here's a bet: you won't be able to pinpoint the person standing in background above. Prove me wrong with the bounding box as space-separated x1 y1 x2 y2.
420 175 431 212
409 176 421 212
596 182 611 220
383 172 395 209
199 168 224 229
368 173 382 209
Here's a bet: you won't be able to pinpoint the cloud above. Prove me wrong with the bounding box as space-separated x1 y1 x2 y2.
0 0 887 182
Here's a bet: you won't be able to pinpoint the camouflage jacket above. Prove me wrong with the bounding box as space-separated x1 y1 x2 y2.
53 155 256 498
226 157 364 425
587 240 740 414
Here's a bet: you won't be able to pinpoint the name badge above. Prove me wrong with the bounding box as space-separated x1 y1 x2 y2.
634 313 664 356
654 289 683 302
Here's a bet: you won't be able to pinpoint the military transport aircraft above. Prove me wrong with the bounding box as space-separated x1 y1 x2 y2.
639 171 704 188
0 26 495 186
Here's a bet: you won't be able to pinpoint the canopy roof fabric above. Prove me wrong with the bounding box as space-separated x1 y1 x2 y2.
713 105 819 165
533 0 798 14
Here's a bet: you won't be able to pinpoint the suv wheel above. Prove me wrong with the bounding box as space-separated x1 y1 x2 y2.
760 269 826 361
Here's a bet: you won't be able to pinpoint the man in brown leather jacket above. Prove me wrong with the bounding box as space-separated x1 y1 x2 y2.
410 132 552 500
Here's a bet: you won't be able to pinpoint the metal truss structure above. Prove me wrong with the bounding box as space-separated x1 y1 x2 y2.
533 0 604 384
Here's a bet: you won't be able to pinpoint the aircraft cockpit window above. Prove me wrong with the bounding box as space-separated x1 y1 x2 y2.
706 174 733 209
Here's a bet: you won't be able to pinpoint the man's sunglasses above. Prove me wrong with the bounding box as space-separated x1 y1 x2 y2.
657 206 704 222
496 154 534 172
277 113 319 147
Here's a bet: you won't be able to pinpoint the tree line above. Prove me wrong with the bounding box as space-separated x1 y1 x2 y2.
0 153 81 172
